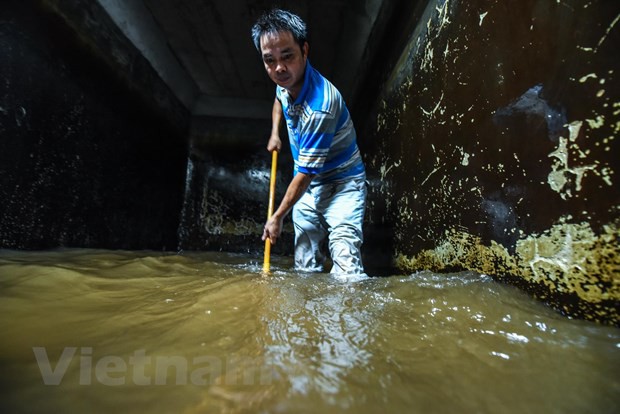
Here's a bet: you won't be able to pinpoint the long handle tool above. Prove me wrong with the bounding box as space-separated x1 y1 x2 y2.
263 150 278 272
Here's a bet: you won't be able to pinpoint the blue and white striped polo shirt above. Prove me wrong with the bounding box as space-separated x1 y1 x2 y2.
276 61 365 185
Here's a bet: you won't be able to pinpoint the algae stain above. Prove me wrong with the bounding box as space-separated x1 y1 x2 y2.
516 220 618 302
393 218 620 324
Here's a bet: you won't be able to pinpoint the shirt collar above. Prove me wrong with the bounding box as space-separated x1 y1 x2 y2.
294 60 313 105
279 60 313 106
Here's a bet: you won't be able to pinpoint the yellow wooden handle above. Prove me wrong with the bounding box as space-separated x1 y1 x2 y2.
263 150 278 272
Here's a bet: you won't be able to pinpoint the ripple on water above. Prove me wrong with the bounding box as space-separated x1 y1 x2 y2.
0 249 618 414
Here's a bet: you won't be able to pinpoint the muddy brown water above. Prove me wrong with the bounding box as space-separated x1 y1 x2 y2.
0 249 618 413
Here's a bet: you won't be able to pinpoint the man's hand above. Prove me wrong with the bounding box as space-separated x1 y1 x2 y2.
262 172 313 245
262 214 283 244
267 134 282 152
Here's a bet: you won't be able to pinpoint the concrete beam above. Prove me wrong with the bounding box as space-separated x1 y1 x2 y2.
96 0 198 110
192 95 272 119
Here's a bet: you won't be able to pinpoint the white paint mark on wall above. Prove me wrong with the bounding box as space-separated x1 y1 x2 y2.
547 120 613 199
596 13 620 50
421 165 442 186
419 0 454 72
576 46 594 52
568 121 583 141
380 159 402 181
456 146 470 166
586 115 605 129
461 152 470 166
436 0 452 30
421 44 435 71
479 11 488 26
421 92 445 117
15 106 26 127
575 14 619 53
579 73 597 83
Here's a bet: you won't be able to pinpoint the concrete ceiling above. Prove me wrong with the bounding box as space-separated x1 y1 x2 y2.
94 0 389 120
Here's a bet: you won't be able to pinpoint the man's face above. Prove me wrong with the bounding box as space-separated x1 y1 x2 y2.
260 30 308 96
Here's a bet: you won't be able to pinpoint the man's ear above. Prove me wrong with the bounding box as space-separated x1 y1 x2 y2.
302 41 309 58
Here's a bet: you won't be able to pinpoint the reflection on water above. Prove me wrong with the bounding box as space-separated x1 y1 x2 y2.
0 249 618 413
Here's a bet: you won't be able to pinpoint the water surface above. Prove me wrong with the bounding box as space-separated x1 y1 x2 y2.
0 249 618 413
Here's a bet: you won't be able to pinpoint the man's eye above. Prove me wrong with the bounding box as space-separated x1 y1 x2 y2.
283 54 293 61
264 58 274 65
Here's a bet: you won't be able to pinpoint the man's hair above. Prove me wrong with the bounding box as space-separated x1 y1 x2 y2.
251 9 307 52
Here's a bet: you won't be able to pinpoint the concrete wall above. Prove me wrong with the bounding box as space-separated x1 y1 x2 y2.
1 0 617 324
177 116 294 254
361 0 619 324
0 1 188 249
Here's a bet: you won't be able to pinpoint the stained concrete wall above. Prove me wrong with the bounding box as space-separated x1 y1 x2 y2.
177 116 294 254
361 0 619 324
1 0 617 324
0 1 188 249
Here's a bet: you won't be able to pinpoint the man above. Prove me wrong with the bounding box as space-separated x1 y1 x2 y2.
251 9 367 275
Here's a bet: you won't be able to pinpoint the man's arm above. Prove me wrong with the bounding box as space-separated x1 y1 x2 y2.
262 171 314 244
268 97 283 152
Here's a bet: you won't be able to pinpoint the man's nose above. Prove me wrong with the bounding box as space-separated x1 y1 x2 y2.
275 61 286 72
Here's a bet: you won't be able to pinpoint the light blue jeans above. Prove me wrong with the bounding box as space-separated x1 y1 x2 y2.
292 177 367 275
